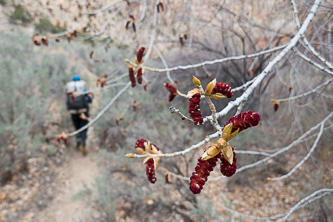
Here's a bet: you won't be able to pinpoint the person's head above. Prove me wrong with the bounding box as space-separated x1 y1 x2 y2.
72 75 81 81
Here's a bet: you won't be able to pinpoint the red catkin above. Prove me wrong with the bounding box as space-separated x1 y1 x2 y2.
135 138 147 151
189 93 203 125
145 158 157 184
164 83 177 102
137 67 143 84
189 152 221 194
211 82 233 98
220 148 237 177
136 47 145 64
128 67 136 87
223 111 261 133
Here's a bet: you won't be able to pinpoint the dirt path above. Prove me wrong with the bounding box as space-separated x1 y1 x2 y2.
33 42 103 222
34 128 101 222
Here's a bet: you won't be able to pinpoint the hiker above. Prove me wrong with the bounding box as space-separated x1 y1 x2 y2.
66 75 93 155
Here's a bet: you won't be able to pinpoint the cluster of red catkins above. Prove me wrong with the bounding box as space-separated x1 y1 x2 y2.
189 111 260 194
223 111 261 134
187 81 233 125
135 138 161 184
128 47 145 87
189 150 237 194
211 82 233 98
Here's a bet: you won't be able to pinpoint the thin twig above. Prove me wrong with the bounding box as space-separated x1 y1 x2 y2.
293 48 333 76
141 44 287 73
277 189 333 222
291 0 333 70
268 122 325 181
128 131 220 158
169 106 193 124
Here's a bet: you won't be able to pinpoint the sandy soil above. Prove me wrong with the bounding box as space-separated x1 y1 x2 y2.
34 136 100 222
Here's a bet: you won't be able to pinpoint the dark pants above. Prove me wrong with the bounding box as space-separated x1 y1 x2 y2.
71 112 89 148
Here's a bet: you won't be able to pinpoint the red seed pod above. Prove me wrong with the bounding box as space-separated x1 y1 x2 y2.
137 67 143 84
128 67 136 87
150 143 161 154
159 2 164 11
189 93 203 125
179 36 184 46
164 83 177 94
135 138 147 153
223 111 261 134
211 82 233 98
32 33 41 46
220 148 237 177
165 173 171 184
273 101 280 112
132 22 136 32
164 83 178 102
41 37 48 46
145 158 157 184
136 47 146 64
189 152 221 194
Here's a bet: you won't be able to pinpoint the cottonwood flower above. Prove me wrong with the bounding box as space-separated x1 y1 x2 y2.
164 83 178 102
189 152 221 194
188 93 203 125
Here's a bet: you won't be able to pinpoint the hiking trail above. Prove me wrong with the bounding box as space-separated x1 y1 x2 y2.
34 128 101 222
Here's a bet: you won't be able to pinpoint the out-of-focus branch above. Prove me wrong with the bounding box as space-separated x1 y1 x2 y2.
75 82 128 96
293 48 333 76
160 167 190 181
221 189 333 221
142 45 287 72
106 73 128 85
153 45 173 83
232 77 257 92
291 0 333 70
94 3 126 36
270 77 332 103
48 16 89 38
277 189 333 222
267 122 325 181
82 0 124 15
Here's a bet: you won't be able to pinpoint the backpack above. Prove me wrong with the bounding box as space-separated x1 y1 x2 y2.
66 80 88 111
